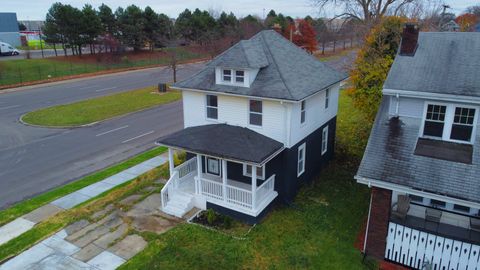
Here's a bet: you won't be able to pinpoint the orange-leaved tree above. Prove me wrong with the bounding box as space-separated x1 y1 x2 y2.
285 19 318 54
455 13 478 32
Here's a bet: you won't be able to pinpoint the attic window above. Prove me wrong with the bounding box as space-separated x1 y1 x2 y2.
223 69 232 82
235 70 245 83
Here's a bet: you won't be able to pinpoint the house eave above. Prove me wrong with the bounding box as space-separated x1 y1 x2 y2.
355 175 480 209
383 88 480 104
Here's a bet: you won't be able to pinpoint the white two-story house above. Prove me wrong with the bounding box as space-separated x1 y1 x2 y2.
356 25 480 269
156 30 346 224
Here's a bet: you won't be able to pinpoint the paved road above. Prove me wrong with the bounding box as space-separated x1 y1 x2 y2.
0 63 204 208
0 48 90 61
0 50 356 209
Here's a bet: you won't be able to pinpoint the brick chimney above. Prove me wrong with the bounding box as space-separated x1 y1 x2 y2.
399 23 419 56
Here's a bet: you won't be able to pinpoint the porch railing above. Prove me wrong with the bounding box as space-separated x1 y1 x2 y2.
199 178 223 201
174 158 197 187
161 171 178 209
255 174 275 208
199 174 276 211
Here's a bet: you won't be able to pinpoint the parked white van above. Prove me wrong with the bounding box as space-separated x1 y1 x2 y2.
0 42 19 56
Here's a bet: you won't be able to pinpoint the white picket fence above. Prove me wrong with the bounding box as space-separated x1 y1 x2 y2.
386 222 480 270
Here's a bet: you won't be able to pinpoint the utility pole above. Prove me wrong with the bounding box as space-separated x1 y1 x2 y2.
441 4 450 15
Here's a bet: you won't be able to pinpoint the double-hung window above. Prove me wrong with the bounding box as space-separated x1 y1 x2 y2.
249 100 262 126
321 126 328 155
223 69 232 82
451 107 475 141
235 70 245 83
423 104 446 138
325 89 330 109
300 101 306 124
206 95 218 120
297 143 306 176
422 103 476 143
206 157 220 176
243 164 265 180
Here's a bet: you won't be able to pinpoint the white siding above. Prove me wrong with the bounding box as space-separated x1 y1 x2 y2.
388 96 425 118
182 90 288 145
288 83 340 147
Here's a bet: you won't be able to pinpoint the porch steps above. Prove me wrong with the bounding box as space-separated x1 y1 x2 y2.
162 192 194 218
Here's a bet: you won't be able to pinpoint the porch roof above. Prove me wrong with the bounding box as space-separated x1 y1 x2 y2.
156 124 284 164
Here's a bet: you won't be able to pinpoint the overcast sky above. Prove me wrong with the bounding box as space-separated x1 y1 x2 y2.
3 0 477 21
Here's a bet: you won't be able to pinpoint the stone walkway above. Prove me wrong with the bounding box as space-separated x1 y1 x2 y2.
0 192 181 270
0 154 168 246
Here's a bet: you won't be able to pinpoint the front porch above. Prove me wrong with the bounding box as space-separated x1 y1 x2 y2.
385 192 480 269
161 149 278 218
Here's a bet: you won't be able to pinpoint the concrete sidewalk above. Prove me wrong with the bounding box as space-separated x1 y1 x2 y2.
0 153 168 246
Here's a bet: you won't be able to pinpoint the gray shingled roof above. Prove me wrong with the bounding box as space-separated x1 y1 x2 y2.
172 30 347 101
385 32 480 97
356 98 480 204
156 124 284 164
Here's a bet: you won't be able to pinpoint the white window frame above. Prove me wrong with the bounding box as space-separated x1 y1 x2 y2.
205 157 221 176
222 69 232 82
235 70 245 83
249 99 263 127
300 100 306 124
205 94 218 121
242 164 265 180
325 89 330 109
321 126 329 155
419 101 478 144
297 143 306 177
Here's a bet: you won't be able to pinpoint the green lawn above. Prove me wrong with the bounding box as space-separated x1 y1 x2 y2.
0 146 166 227
119 90 373 270
22 86 181 127
0 47 206 86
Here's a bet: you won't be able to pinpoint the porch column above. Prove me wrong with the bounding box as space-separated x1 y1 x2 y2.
196 154 202 194
251 165 257 209
222 160 227 202
168 148 174 177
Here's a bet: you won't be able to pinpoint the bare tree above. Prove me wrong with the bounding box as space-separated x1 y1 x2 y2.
311 0 418 24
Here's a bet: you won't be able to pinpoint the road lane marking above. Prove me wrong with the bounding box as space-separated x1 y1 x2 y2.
0 105 20 110
95 87 117 92
121 130 154 144
79 85 98 90
96 125 129 137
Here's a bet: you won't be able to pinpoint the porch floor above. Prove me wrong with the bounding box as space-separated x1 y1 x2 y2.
391 214 480 245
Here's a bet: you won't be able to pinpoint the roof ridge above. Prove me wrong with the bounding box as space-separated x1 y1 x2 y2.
259 31 295 100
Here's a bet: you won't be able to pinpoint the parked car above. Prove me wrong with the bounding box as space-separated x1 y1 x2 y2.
0 42 20 56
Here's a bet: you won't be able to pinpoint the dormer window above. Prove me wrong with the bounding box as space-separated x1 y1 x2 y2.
422 103 477 143
235 70 245 83
223 69 232 82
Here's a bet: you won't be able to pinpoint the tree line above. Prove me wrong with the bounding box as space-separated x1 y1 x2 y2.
42 3 362 57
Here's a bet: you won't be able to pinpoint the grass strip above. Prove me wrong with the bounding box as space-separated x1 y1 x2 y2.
0 146 166 227
22 86 181 127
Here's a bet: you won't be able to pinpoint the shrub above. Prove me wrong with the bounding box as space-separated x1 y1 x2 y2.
206 208 217 225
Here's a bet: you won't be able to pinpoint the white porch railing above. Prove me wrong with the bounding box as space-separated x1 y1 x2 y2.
386 222 480 270
161 158 197 209
255 175 275 208
161 171 178 209
198 174 275 211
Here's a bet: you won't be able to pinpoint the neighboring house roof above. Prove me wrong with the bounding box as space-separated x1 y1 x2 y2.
0 13 19 33
356 98 480 204
156 124 284 164
384 32 480 97
172 30 347 101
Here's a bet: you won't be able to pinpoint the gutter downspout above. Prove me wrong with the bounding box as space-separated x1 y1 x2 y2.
395 93 400 117
363 192 373 255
